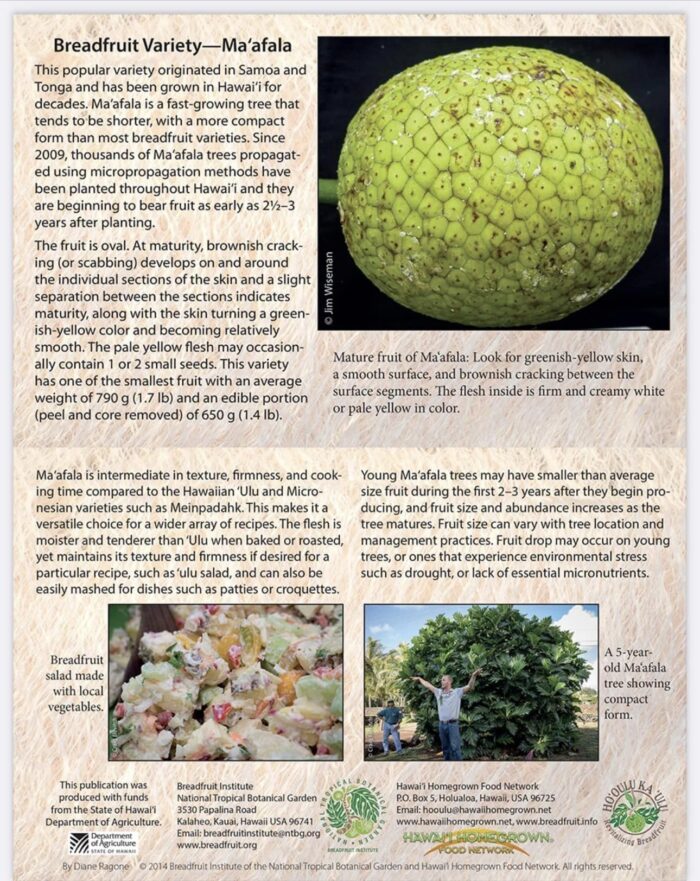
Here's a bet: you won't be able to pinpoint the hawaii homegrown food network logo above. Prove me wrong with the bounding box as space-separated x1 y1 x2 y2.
603 779 667 845
403 827 553 857
321 779 386 847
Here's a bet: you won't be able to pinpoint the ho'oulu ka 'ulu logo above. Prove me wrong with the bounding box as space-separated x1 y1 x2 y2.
603 779 667 845
321 779 385 845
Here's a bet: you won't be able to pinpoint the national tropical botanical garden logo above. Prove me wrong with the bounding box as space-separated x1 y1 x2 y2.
603 779 667 845
321 779 386 847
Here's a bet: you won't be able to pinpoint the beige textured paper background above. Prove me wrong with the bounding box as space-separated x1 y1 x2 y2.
13 13 686 449
13 10 687 881
14 446 685 881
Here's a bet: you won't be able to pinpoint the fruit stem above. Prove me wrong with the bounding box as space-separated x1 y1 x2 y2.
319 178 338 205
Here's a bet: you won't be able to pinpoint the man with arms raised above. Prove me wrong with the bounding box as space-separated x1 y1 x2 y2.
411 669 483 761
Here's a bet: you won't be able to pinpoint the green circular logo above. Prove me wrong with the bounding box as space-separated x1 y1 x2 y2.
603 780 667 845
321 779 386 845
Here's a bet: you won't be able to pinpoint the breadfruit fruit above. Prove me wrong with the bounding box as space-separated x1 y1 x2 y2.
336 46 663 327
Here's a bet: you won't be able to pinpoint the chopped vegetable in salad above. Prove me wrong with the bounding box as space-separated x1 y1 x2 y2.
110 604 343 761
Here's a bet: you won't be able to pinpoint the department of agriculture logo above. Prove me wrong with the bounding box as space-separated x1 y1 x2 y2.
67 831 137 855
603 779 667 846
321 779 386 846
69 832 90 853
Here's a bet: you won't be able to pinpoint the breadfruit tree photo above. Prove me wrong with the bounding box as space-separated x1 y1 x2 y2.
399 605 592 759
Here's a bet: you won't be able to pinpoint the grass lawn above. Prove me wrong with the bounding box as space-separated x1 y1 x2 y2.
367 725 598 762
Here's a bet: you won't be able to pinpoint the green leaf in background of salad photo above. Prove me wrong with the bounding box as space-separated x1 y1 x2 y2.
108 604 135 756
108 603 133 636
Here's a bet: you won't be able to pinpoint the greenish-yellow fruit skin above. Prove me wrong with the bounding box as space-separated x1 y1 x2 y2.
337 46 663 327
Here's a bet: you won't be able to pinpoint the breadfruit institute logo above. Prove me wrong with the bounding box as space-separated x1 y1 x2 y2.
321 779 386 847
603 779 667 845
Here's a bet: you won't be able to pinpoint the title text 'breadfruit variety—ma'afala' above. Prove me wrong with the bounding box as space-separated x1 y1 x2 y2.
337 46 662 327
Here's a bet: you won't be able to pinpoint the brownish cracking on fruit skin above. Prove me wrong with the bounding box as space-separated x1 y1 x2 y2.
337 46 663 327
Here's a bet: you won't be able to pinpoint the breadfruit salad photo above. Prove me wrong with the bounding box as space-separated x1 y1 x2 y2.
109 604 343 761
318 38 668 330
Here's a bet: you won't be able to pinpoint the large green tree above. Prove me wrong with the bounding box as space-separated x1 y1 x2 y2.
365 639 406 706
400 606 591 759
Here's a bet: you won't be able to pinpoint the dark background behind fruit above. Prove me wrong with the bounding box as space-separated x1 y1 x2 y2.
317 36 670 331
